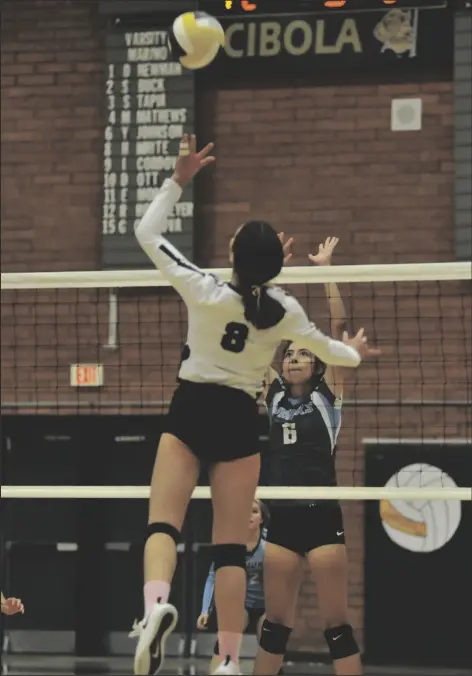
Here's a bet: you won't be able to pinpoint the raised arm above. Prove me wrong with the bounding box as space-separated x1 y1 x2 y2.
261 234 294 399
134 134 215 303
261 340 290 402
282 293 379 368
309 237 348 395
309 237 347 340
288 308 360 367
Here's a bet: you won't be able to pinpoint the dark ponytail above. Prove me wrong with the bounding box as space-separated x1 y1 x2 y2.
232 220 286 330
240 285 286 330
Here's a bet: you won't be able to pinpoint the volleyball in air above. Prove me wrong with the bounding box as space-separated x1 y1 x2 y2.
380 463 461 553
169 11 225 70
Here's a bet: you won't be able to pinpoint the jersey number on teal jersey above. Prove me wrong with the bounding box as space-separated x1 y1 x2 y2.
282 422 297 445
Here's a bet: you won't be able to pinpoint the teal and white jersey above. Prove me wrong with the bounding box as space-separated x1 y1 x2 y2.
200 536 266 613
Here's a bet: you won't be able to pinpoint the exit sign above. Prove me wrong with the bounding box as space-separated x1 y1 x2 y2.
70 364 104 387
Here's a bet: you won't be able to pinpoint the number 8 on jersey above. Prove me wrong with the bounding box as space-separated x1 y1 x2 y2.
221 322 249 354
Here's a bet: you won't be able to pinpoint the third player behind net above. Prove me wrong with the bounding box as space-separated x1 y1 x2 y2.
197 499 270 674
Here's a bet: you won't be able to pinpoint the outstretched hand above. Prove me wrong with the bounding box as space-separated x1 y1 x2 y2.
278 232 294 265
172 134 215 188
343 328 381 361
1 597 24 615
309 236 339 267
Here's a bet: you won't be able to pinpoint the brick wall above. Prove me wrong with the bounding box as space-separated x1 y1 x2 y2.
1 0 105 272
1 0 470 654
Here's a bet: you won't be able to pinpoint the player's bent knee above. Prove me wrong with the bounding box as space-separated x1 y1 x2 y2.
145 522 181 546
259 619 292 655
324 624 359 660
212 543 246 570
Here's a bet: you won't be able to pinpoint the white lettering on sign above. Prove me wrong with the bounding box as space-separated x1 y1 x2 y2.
137 126 172 142
137 93 167 108
125 32 168 47
137 62 182 77
136 171 160 187
175 202 193 218
137 109 187 124
127 47 168 62
104 28 194 261
137 78 166 93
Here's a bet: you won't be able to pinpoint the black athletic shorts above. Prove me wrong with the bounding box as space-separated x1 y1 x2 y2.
213 607 265 654
266 502 345 556
165 379 260 463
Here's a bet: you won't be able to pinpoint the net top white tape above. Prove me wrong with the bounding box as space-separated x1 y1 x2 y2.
1 261 471 290
1 486 470 501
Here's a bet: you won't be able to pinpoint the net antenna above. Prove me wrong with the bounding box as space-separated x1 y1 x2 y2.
103 288 119 351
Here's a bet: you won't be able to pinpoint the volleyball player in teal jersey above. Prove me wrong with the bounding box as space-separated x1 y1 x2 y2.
197 499 268 673
254 238 380 676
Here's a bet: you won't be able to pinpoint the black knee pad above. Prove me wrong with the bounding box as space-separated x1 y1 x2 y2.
213 640 219 655
259 619 292 655
212 543 246 571
324 624 359 661
146 522 181 547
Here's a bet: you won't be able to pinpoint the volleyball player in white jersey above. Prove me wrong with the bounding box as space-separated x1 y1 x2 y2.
130 135 371 676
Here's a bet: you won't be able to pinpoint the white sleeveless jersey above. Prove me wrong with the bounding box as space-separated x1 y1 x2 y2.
135 179 360 398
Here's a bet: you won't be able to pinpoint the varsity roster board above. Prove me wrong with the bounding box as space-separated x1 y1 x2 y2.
102 30 195 268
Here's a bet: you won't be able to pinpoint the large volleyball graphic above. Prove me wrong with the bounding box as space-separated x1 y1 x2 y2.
380 463 461 553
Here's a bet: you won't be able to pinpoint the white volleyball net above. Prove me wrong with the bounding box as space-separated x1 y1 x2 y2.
1 261 471 669
1 261 471 500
